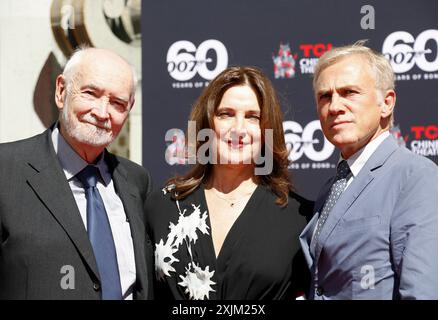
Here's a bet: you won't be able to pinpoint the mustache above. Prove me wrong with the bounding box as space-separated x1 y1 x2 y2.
80 114 111 130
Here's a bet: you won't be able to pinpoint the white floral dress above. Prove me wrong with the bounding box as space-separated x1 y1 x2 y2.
145 184 312 300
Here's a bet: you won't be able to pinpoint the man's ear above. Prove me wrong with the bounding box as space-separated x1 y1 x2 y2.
381 89 396 119
55 75 66 110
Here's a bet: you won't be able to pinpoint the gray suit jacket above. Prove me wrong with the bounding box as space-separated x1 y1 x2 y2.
300 135 438 299
0 128 154 299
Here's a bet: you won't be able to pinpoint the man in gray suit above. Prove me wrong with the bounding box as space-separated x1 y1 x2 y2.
300 41 438 299
0 47 153 299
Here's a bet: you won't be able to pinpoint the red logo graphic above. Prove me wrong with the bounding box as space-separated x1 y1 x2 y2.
411 125 438 139
272 43 298 79
299 44 333 57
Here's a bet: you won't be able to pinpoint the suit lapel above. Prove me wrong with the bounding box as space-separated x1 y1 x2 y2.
299 213 319 268
313 136 399 263
299 177 333 267
25 130 100 280
313 173 375 262
107 153 148 299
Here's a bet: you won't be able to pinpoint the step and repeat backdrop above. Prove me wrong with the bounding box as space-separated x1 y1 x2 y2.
142 0 438 200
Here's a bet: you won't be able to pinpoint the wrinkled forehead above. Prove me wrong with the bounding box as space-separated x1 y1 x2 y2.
72 55 134 96
315 56 375 91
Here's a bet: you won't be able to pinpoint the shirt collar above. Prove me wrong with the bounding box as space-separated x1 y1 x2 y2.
340 131 390 178
51 124 111 186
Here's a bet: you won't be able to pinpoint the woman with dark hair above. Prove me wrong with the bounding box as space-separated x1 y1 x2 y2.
145 66 312 300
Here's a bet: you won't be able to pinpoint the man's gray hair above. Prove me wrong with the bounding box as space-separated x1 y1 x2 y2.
62 44 138 103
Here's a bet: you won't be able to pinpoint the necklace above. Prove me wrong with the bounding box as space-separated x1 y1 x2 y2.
210 187 255 208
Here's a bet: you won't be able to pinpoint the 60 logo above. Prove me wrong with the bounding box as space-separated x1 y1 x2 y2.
283 120 335 162
167 40 228 81
382 29 438 73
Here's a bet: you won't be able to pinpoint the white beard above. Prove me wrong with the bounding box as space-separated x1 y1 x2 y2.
60 102 115 147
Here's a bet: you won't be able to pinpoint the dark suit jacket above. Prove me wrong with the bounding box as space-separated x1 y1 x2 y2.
0 128 154 299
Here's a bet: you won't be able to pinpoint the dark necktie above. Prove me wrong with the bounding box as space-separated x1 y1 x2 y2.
76 165 122 300
310 160 351 257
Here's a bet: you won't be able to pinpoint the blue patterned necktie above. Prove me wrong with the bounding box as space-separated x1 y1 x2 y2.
76 165 122 300
310 160 351 257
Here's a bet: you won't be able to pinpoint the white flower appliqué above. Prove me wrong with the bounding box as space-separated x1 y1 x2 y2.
170 205 209 246
155 239 179 280
155 200 215 299
178 262 215 300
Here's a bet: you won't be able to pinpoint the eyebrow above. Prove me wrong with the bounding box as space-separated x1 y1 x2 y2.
217 106 260 113
82 84 129 104
317 85 361 96
82 84 100 91
316 89 330 96
112 96 129 105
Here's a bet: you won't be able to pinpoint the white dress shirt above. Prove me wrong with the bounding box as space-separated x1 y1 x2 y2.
51 126 136 300
342 131 390 189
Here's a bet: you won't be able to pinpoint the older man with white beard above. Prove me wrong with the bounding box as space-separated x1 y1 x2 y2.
0 47 154 300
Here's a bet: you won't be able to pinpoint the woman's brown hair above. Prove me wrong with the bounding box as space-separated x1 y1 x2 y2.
167 66 292 206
